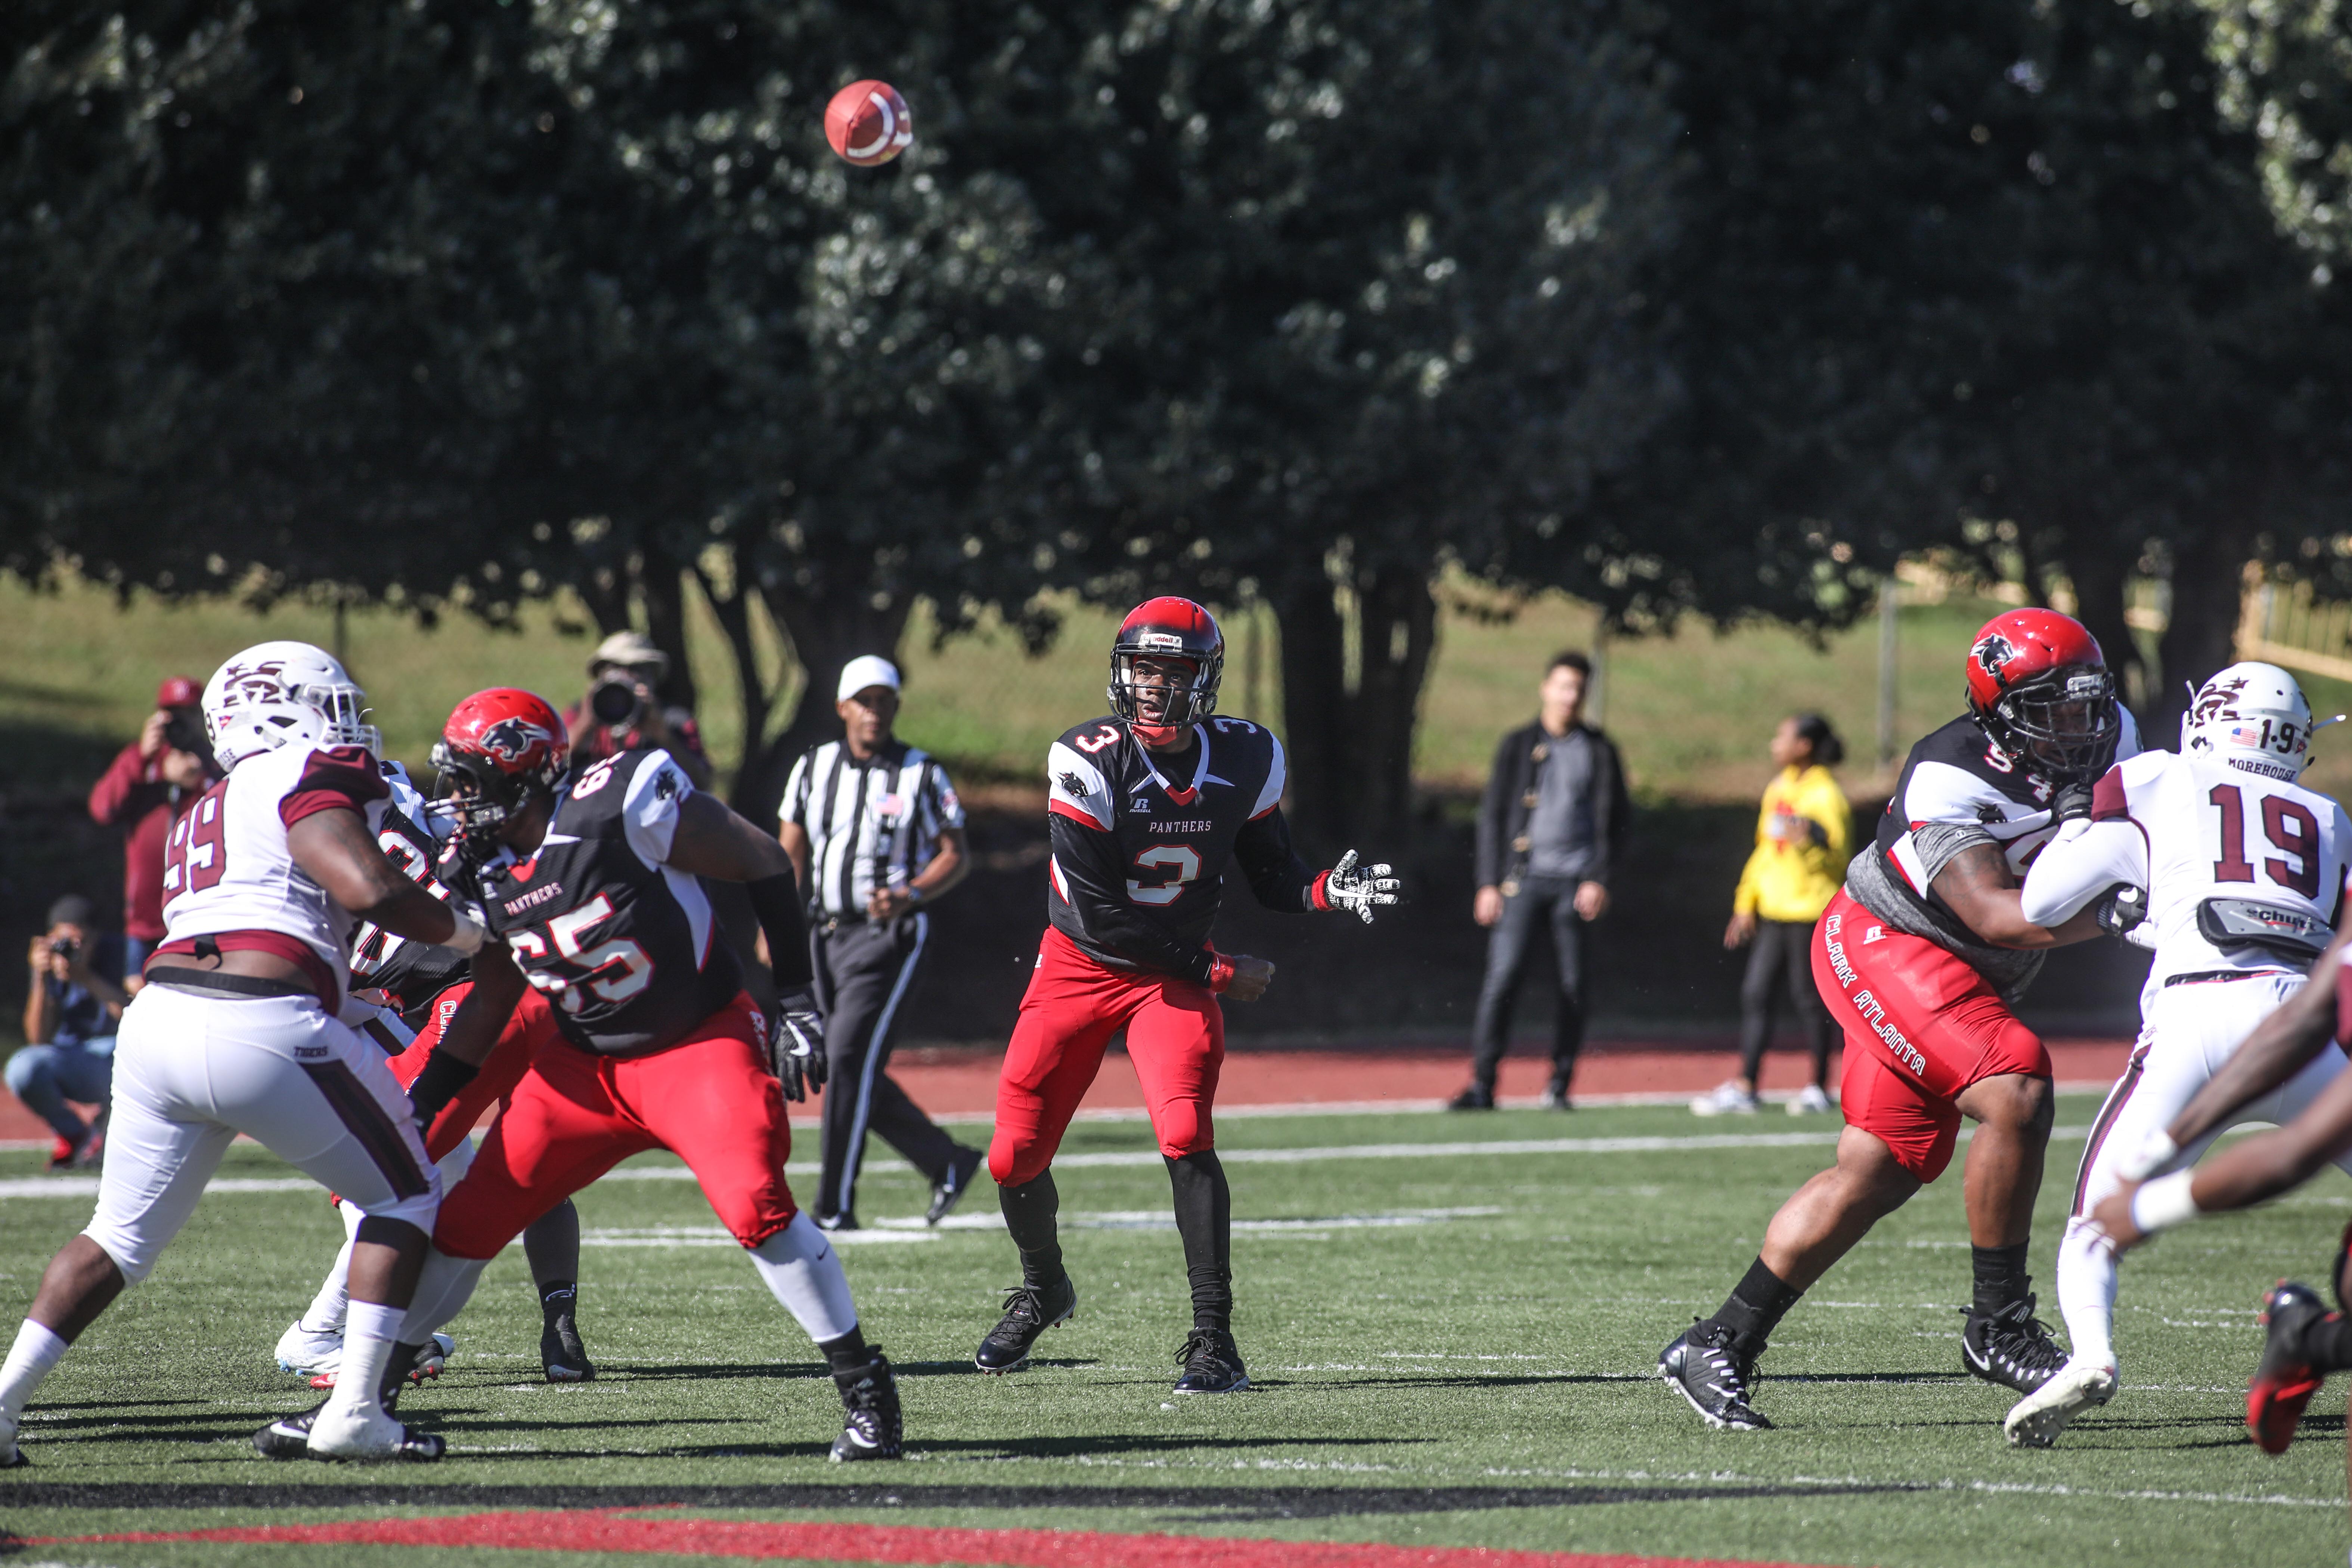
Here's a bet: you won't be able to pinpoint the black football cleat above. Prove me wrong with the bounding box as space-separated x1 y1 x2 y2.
974 1276 1078 1374
2249 1280 2335 1456
1171 1328 1250 1394
927 1145 986 1227
1659 1320 1772 1430
541 1297 596 1383
829 1349 904 1462
1962 1296 2068 1395
253 1397 444 1462
1445 1085 1496 1112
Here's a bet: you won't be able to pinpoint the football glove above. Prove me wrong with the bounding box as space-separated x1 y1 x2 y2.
2094 883 2148 940
770 989 827 1101
1321 849 1401 925
2052 781 2096 822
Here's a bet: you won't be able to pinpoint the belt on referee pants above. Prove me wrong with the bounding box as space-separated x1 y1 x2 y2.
2161 968 2297 988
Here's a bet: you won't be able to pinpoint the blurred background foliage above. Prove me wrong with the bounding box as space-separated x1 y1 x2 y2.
9 0 2352 863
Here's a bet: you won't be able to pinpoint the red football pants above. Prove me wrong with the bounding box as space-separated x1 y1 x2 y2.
382 984 562 1163
432 992 797 1258
989 927 1225 1189
1811 890 2049 1181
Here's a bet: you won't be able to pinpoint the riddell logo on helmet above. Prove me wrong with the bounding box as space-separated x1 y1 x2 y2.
1137 632 1186 653
1971 634 2017 681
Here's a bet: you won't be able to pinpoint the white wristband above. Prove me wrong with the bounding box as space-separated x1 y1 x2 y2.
2116 1130 2180 1184
441 909 487 957
2131 1169 2201 1235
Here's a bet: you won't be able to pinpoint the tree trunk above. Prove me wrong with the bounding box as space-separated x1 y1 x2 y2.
2153 520 2253 743
636 540 698 716
737 589 912 819
1271 559 1437 858
2059 532 2145 721
690 554 772 807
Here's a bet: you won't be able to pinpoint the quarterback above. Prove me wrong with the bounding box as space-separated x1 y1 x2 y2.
974 597 1398 1394
2002 663 2350 1446
1661 609 2138 1429
0 644 485 1464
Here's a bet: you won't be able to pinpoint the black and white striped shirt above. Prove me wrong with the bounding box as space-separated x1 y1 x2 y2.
781 740 966 920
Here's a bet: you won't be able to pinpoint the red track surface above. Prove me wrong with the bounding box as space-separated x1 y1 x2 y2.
35 1510 1814 1568
0 1040 2132 1144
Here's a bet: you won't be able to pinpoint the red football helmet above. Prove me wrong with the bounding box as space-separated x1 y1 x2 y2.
431 688 570 862
1109 596 1224 745
1964 608 2120 780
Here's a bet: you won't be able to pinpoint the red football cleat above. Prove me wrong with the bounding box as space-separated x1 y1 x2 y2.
2248 1280 2334 1456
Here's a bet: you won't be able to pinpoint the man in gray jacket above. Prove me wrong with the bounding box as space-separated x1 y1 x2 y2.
1450 651 1630 1111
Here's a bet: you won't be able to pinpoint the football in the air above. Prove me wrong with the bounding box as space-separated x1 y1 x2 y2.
825 80 913 167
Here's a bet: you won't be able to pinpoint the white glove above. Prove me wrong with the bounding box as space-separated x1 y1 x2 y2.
770 990 827 1102
1323 849 1401 924
441 907 489 957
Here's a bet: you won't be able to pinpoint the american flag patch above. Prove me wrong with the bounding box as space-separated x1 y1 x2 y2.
2225 724 2267 747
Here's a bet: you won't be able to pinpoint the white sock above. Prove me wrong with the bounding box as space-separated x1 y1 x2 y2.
301 1239 356 1335
749 1212 859 1343
2056 1216 2120 1372
325 1301 404 1420
0 1320 69 1422
399 1250 487 1345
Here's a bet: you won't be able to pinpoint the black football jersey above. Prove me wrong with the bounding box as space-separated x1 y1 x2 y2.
347 762 470 1020
1044 715 1320 984
1863 709 2144 954
475 748 744 1056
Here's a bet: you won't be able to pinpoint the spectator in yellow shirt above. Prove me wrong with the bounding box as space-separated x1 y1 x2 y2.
1692 714 1851 1117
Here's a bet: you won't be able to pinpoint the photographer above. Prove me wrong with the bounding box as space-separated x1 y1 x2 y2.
87 675 219 980
561 629 712 790
7 895 127 1170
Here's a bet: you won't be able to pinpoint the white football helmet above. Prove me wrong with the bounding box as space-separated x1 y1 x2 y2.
2181 661 2320 780
202 641 381 771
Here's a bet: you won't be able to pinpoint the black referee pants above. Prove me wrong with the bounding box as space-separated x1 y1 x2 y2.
810 912 960 1221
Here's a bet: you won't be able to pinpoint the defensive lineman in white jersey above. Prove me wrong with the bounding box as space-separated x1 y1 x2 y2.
0 642 490 1466
2004 662 2352 1447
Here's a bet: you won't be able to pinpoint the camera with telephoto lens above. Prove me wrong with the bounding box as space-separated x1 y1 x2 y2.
588 675 646 732
162 710 208 756
47 936 80 961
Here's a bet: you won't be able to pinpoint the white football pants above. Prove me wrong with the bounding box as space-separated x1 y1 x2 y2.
84 985 440 1286
2058 972 2352 1374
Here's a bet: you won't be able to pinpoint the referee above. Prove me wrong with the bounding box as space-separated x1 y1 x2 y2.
779 655 983 1231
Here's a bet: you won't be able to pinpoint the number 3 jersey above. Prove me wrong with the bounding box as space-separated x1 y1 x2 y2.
474 748 744 1056
1044 715 1326 985
2021 749 2350 1000
157 741 394 1005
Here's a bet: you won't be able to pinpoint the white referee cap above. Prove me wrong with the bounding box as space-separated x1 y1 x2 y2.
837 654 903 703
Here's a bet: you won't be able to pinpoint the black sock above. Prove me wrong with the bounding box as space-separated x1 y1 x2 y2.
1971 1243 2031 1315
378 1341 424 1404
998 1172 1066 1287
818 1326 872 1376
539 1281 577 1316
1165 1151 1233 1333
1708 1256 1803 1354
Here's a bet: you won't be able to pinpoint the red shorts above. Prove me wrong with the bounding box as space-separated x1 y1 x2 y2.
431 991 796 1258
1811 889 2049 1181
988 927 1224 1189
382 985 562 1163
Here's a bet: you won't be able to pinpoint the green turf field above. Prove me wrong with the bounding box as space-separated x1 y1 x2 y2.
3 1094 2347 1567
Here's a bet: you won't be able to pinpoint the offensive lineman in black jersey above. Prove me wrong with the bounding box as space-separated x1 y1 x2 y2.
350 688 905 1461
975 597 1401 1394
272 759 593 1388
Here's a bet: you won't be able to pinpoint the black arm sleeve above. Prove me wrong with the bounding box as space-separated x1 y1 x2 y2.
746 871 814 994
1475 730 1516 888
1234 806 1320 913
1048 814 1218 985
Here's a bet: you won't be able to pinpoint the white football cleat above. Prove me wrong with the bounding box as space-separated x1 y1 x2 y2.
307 1332 453 1392
304 1398 408 1460
275 1319 345 1376
0 1406 22 1468
2003 1358 2117 1448
1787 1085 1833 1115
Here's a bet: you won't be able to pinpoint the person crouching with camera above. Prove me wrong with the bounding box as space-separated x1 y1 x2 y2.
7 895 128 1170
563 629 713 790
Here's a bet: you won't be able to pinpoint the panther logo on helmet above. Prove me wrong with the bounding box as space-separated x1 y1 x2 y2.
1971 633 2018 684
478 717 555 767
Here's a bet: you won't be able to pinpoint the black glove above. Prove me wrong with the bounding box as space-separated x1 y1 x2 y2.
2094 883 2147 938
406 1050 479 1132
769 989 827 1102
2052 782 2096 823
